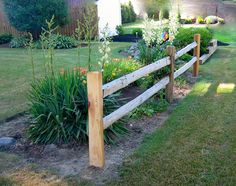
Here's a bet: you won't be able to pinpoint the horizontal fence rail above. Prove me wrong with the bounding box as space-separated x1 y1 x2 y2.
87 34 202 168
104 76 170 129
174 57 197 79
175 41 197 59
103 57 170 98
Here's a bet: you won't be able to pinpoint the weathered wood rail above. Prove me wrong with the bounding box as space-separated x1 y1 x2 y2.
87 34 215 168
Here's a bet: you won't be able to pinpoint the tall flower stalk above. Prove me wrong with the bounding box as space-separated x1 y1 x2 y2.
98 24 111 72
27 32 35 81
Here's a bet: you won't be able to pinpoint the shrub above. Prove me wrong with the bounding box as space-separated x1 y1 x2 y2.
173 27 213 54
137 40 167 65
181 17 195 24
103 59 141 83
121 1 137 24
28 70 127 144
0 33 13 44
10 36 29 48
218 17 225 24
132 28 143 37
3 0 68 38
196 16 205 24
35 34 78 49
116 25 125 36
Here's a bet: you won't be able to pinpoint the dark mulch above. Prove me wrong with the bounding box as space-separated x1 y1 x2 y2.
0 43 10 48
111 34 142 43
218 40 230 46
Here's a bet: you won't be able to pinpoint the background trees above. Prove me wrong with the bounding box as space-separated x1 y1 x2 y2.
3 0 68 38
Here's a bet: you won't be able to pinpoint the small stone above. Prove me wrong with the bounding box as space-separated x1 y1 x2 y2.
0 137 16 147
43 144 58 155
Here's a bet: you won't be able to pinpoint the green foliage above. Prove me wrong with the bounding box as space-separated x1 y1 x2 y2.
145 0 170 19
9 36 29 48
173 27 213 54
196 16 205 24
181 18 195 24
0 33 13 44
103 59 141 83
116 25 125 36
28 71 127 144
218 17 225 24
3 0 68 38
121 1 137 24
36 34 78 49
132 28 143 37
179 53 193 62
130 96 169 118
137 40 167 65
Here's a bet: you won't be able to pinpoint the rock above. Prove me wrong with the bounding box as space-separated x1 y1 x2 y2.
0 137 16 147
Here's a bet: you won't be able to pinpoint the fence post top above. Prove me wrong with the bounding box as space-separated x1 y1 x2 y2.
167 45 176 55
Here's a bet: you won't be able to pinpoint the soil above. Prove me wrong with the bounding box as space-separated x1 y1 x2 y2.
0 72 196 185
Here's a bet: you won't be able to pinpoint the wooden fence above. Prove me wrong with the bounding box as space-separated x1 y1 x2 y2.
86 34 201 168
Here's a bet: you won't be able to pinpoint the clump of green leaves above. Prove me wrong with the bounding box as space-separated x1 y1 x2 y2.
130 95 169 118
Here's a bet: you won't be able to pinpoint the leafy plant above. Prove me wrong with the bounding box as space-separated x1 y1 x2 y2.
10 36 29 48
130 96 169 118
103 58 141 83
205 16 218 24
196 16 205 24
173 27 213 54
0 33 13 44
36 34 78 49
28 71 127 144
121 1 137 24
116 25 125 36
3 0 68 38
132 28 143 37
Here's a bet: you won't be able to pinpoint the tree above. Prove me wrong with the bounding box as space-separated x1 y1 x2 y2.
3 0 68 38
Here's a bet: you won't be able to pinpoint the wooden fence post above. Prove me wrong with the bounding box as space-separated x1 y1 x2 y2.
87 72 105 168
166 45 176 103
193 34 201 77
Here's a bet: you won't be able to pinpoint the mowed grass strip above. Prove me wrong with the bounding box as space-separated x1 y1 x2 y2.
0 42 131 121
108 47 236 185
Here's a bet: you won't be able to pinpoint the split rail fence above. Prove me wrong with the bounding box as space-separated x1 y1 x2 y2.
87 34 201 168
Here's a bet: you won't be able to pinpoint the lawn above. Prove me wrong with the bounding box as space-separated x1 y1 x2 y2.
0 42 131 121
108 45 236 185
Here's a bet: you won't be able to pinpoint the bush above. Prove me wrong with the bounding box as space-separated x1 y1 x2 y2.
28 70 127 144
0 33 13 44
116 25 125 36
35 34 78 49
196 16 205 24
10 36 29 48
121 1 137 24
218 17 225 24
3 0 68 38
173 27 213 54
132 28 143 37
103 59 141 83
137 40 167 65
181 17 195 24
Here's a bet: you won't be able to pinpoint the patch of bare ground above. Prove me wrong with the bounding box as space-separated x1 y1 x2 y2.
0 72 196 185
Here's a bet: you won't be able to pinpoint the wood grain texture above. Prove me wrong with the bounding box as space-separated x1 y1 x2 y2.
174 57 197 79
166 46 176 103
103 76 170 129
193 34 201 77
175 42 197 59
103 57 170 98
87 72 105 168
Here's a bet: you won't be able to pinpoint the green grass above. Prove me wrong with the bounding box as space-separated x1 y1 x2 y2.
211 24 236 43
108 46 236 185
0 42 131 121
122 20 144 34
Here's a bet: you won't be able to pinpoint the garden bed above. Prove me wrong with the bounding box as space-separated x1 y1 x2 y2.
111 34 142 43
0 72 197 184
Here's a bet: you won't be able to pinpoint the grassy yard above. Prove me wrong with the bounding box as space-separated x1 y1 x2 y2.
108 46 236 185
0 42 131 121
